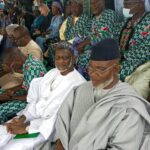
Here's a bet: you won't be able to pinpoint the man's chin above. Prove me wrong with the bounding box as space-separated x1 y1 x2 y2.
91 80 99 87
58 68 68 73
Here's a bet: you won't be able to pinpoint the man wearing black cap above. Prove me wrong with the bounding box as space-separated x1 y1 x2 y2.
51 38 150 150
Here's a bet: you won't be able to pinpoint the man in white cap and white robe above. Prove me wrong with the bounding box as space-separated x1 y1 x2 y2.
0 41 86 150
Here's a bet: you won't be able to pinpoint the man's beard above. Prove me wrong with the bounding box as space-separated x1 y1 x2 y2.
94 75 114 90
57 60 73 73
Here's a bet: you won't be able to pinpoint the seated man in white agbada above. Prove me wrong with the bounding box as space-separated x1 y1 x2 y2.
0 41 86 150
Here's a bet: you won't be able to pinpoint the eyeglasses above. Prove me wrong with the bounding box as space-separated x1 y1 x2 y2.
88 64 116 74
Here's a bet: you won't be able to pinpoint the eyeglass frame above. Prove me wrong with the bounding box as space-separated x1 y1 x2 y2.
87 63 117 74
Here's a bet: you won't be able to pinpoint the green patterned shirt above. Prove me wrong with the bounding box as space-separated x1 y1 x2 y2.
86 9 119 44
22 55 47 90
119 13 150 81
64 14 91 41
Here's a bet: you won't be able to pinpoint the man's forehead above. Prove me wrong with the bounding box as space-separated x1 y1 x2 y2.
13 31 20 37
55 49 73 55
89 60 115 67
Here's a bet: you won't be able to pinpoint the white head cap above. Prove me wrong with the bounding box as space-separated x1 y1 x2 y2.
6 24 19 35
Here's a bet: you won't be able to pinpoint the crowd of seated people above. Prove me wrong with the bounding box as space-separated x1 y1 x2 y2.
0 0 149 150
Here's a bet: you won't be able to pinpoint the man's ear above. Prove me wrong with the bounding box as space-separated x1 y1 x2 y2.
114 64 120 73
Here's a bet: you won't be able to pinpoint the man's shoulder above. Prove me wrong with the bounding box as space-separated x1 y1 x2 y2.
103 9 116 15
102 9 118 20
74 82 92 92
69 69 86 80
27 40 43 59
44 68 58 77
28 40 42 51
109 82 150 109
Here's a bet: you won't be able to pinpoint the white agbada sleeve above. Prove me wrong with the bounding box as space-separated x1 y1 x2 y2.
22 69 58 121
108 109 145 150
18 77 42 121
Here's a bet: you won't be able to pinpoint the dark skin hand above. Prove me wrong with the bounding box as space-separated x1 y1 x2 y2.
0 93 11 102
55 139 64 150
0 86 24 102
10 115 26 125
0 89 15 102
77 39 90 54
33 30 41 36
0 57 23 77
0 70 10 77
11 94 27 101
0 64 12 77
7 123 27 134
6 115 27 134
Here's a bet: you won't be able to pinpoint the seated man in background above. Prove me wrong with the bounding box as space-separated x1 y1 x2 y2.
117 0 150 99
31 9 45 33
36 1 63 52
59 1 71 41
44 0 91 68
0 26 46 124
15 26 43 61
0 41 86 150
0 26 43 91
0 24 19 77
0 49 47 124
63 0 91 41
32 3 53 39
75 0 119 79
50 38 150 150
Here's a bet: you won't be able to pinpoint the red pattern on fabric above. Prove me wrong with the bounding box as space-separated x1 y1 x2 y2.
130 40 137 46
101 27 109 31
141 31 149 36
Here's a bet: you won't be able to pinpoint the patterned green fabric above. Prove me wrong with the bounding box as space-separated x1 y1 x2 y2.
119 20 133 51
77 9 119 79
120 40 150 81
13 89 28 96
83 0 91 16
64 14 91 41
86 9 119 44
0 100 27 124
22 54 47 90
119 13 150 81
